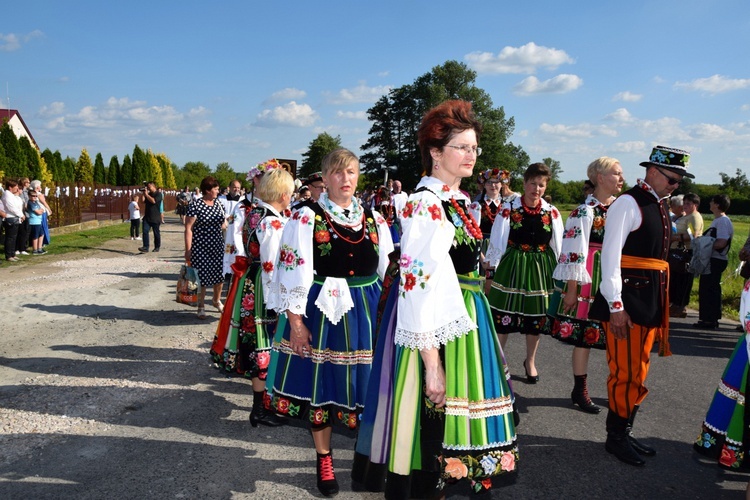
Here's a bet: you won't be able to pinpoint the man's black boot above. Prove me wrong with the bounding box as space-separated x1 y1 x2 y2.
626 405 656 456
605 410 645 466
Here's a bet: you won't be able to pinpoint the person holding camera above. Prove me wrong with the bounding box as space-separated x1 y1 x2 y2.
138 182 163 253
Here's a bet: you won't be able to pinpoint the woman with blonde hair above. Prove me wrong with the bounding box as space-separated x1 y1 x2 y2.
545 157 624 413
211 166 294 427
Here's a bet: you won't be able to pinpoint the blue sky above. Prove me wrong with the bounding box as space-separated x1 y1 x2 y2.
2 0 749 185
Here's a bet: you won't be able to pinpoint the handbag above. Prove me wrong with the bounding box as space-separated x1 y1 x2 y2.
176 264 201 306
667 244 692 274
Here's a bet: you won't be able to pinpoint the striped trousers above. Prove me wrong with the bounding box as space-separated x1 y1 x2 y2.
602 322 658 419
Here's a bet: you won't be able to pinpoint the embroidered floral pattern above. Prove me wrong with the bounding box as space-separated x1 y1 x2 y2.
399 254 429 297
439 449 518 483
278 244 305 271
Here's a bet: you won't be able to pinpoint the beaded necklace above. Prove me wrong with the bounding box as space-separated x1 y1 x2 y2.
449 198 483 240
521 196 542 215
481 197 500 225
323 210 367 244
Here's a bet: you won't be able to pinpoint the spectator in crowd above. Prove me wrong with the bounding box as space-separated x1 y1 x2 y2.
303 172 326 202
30 180 52 247
176 187 190 224
589 145 692 466
582 179 595 201
128 194 141 240
139 182 163 253
545 157 624 414
486 162 564 384
211 167 295 427
218 179 243 221
292 186 311 208
694 194 734 330
16 177 31 255
391 179 407 215
267 148 393 496
192 187 202 201
2 179 25 262
26 189 46 255
669 194 684 223
185 176 227 319
669 193 703 318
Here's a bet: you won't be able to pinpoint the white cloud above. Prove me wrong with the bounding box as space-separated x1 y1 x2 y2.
264 88 307 104
605 108 636 123
466 42 574 75
336 110 367 120
613 91 642 103
675 74 750 94
611 141 647 153
687 123 737 141
742 104 750 111
325 83 391 104
513 74 583 95
38 101 66 117
0 30 43 52
538 122 617 140
256 101 318 127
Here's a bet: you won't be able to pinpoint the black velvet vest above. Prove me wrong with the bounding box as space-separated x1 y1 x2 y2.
590 186 670 327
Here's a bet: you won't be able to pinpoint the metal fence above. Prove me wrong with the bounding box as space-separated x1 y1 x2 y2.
44 185 178 229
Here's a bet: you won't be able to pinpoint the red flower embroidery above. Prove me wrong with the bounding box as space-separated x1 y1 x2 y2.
552 208 559 219
584 327 600 344
276 398 290 414
428 204 441 220
501 208 510 218
520 244 531 252
441 184 450 192
369 229 379 244
270 219 282 230
262 261 274 273
719 447 737 467
559 322 573 338
249 242 260 257
300 214 310 224
314 230 330 243
402 202 414 218
256 351 270 369
312 408 325 425
404 273 417 291
541 214 551 225
510 212 523 223
612 301 623 310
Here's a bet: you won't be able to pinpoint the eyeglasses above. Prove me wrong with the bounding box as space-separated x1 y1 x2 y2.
656 168 683 186
446 144 482 156
309 183 326 190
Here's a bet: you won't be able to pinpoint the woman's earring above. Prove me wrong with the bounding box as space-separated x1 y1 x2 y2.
434 163 440 170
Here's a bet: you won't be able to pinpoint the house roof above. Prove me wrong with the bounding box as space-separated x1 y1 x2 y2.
0 108 39 150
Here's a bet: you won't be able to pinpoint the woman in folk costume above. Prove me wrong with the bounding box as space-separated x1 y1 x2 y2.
210 165 294 427
695 277 750 482
544 157 624 414
485 162 564 384
267 148 393 497
352 100 518 498
476 168 511 288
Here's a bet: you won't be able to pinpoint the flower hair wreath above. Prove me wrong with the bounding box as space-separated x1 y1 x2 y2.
246 158 283 181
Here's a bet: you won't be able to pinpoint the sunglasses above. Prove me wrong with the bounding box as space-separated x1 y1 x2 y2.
656 168 683 186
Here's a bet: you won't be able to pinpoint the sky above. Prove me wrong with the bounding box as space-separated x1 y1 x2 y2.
2 0 749 185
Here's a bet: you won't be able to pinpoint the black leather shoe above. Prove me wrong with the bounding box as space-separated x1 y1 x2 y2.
138 247 148 253
693 321 718 330
316 453 339 497
523 360 539 384
571 390 601 414
605 435 645 466
626 432 656 456
152 247 160 252
249 406 286 427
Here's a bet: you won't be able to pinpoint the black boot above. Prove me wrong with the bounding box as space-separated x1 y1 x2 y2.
316 452 339 496
571 374 601 414
249 390 286 427
626 405 656 456
605 410 645 466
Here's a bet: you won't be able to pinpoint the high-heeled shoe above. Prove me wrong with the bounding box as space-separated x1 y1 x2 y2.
249 406 286 427
212 299 224 313
523 360 539 384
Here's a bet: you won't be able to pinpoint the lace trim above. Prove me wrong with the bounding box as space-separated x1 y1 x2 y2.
718 380 745 405
552 263 591 283
443 440 517 451
274 283 309 315
485 246 502 267
444 395 514 419
270 387 364 411
275 339 373 365
394 315 476 350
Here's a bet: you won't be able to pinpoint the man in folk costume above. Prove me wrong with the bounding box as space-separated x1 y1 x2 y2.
590 146 694 466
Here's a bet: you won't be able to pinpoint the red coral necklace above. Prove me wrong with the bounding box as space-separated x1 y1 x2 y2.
449 198 483 240
521 197 542 215
324 211 367 244
482 198 500 225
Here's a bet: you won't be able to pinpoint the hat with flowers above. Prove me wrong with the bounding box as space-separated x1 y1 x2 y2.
479 168 511 184
639 145 694 179
246 158 283 181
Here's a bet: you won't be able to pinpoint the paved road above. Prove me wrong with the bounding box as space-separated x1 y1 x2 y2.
0 217 746 499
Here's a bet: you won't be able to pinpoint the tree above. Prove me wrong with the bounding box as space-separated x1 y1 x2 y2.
156 153 177 189
121 154 133 186
719 168 750 198
0 121 23 177
542 157 563 181
62 156 76 182
132 145 148 184
360 60 523 192
18 136 38 179
180 161 211 189
145 149 163 187
213 161 237 189
300 133 342 179
107 155 121 186
75 148 94 184
93 152 106 184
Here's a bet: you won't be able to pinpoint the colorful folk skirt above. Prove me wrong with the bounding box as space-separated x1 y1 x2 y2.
210 258 277 379
268 274 381 430
543 243 605 349
352 273 518 499
694 334 750 470
488 246 557 335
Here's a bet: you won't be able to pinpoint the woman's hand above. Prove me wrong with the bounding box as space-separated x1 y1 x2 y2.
562 280 578 314
424 364 446 408
288 312 312 357
184 249 191 266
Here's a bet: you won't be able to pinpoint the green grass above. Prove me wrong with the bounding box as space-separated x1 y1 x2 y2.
1 222 130 266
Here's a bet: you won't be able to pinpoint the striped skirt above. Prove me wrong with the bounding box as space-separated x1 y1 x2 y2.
352 273 518 498
268 274 381 430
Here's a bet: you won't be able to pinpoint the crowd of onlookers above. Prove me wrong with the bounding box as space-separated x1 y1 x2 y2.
0 177 53 262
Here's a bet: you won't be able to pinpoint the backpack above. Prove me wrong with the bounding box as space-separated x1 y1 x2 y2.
690 227 717 276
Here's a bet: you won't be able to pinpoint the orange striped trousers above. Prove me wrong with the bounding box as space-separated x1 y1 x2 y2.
602 322 658 419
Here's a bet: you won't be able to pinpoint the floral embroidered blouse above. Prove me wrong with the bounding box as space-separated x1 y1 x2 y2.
242 201 287 310
395 176 480 350
552 194 611 284
271 197 393 316
485 196 563 268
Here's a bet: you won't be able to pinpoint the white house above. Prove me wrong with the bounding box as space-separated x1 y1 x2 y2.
0 108 39 150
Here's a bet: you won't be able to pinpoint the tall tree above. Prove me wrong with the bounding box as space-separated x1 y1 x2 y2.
300 133 342 178
93 152 106 184
0 121 23 177
132 145 148 184
213 161 237 189
120 154 133 186
542 157 563 181
107 155 121 186
156 153 177 189
62 156 76 182
18 136 38 179
145 149 164 187
360 60 523 191
75 148 94 184
180 161 211 189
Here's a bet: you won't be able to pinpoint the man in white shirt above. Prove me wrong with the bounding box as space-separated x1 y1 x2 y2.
2 179 26 262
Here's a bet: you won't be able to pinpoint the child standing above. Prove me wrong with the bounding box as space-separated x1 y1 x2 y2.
27 189 46 255
129 194 141 240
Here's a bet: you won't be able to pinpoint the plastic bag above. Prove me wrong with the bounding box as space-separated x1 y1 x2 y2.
176 265 201 306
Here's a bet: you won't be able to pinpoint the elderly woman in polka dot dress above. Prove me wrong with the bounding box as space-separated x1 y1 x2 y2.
185 176 227 319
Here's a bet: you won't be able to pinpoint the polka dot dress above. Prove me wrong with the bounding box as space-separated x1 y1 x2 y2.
187 199 225 286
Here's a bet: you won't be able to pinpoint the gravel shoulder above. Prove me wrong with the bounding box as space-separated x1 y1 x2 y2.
0 217 747 499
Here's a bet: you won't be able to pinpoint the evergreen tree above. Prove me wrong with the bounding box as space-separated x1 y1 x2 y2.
75 148 94 184
157 153 177 189
121 154 133 186
107 155 121 186
300 133 342 178
62 156 76 182
18 136 36 179
213 161 237 189
146 149 163 187
0 122 23 177
132 145 148 184
93 152 106 184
